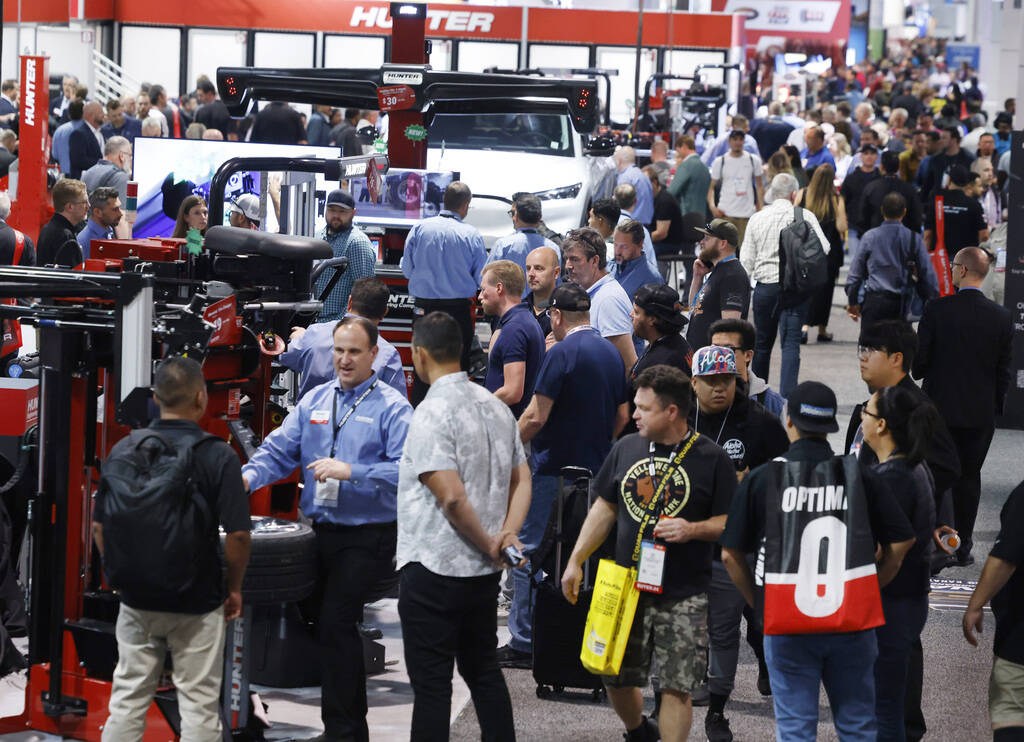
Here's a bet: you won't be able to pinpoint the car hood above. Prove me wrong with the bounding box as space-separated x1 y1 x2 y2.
426 148 586 200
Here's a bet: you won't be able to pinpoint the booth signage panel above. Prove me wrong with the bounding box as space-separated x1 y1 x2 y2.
1002 132 1024 429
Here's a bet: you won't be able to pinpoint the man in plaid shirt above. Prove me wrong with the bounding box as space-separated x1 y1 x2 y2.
314 189 377 322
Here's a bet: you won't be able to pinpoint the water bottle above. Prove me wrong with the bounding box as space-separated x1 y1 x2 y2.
940 532 961 553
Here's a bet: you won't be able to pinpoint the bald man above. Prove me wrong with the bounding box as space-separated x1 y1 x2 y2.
69 101 106 179
614 146 654 224
913 246 1013 568
522 246 561 337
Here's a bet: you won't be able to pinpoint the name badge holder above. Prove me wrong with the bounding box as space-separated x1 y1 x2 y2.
314 381 377 507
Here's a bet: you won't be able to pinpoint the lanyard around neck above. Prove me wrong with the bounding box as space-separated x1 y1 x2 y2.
329 381 377 458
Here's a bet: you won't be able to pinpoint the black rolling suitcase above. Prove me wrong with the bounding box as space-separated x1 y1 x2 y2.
530 466 611 701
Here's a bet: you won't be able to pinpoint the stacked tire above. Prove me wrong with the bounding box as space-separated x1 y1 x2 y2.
220 517 316 605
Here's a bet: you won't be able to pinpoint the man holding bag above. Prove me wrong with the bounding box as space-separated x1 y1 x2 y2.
562 362 737 742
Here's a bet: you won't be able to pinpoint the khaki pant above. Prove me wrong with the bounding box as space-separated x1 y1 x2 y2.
102 604 225 742
724 216 750 253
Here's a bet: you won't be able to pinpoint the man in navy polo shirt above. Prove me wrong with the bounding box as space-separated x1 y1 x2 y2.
497 283 629 668
479 260 544 419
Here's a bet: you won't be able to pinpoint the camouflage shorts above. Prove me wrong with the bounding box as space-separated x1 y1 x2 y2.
604 592 709 694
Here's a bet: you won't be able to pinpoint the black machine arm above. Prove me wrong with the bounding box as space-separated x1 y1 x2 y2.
216 64 600 133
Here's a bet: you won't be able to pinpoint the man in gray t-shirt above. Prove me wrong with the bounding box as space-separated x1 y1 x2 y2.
397 312 531 740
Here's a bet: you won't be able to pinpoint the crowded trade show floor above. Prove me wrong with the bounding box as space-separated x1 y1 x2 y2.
0 277 1013 742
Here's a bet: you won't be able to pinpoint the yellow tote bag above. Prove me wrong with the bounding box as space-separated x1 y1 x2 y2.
580 559 640 676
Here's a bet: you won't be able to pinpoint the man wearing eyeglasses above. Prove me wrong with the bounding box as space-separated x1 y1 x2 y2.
846 319 962 742
562 227 638 374
36 179 89 267
913 247 1012 569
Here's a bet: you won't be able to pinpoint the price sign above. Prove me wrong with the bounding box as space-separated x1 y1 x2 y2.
377 85 416 113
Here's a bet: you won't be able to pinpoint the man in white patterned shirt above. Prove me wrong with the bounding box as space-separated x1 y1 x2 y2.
397 311 531 741
739 173 830 398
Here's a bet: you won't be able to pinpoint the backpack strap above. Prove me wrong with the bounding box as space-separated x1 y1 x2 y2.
12 230 25 266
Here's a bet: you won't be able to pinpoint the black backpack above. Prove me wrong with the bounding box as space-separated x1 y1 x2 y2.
779 206 829 298
98 429 219 602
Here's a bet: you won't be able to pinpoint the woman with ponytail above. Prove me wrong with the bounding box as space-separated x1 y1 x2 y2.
861 385 942 741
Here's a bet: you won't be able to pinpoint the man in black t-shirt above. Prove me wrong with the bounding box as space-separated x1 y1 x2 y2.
94 357 251 741
721 382 914 742
687 219 750 349
921 127 975 201
841 145 881 244
860 150 923 234
689 345 788 739
643 165 685 257
924 166 989 262
622 283 692 437
251 101 307 145
964 480 1024 738
562 365 736 742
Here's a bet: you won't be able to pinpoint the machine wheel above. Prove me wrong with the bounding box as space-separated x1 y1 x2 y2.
536 685 552 699
591 688 605 702
220 517 316 604
553 685 564 694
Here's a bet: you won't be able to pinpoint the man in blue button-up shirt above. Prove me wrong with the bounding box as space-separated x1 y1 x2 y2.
487 193 560 297
281 277 407 400
242 316 412 742
614 146 654 224
77 187 122 261
400 181 486 404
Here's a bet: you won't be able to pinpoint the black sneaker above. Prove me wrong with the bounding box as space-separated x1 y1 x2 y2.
757 664 772 696
705 710 734 742
623 716 660 742
494 644 532 669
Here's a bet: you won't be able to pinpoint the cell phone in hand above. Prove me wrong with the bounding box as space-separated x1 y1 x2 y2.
502 544 525 566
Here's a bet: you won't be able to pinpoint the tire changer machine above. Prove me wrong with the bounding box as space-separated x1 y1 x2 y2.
0 151 388 740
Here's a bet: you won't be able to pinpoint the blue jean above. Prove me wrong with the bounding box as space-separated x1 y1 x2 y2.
874 594 928 742
751 282 810 398
507 473 560 653
764 630 879 742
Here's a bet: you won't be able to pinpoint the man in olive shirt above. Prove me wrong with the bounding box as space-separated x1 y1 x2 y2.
667 135 710 220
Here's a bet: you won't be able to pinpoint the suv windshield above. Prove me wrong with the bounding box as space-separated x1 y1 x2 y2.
427 113 574 157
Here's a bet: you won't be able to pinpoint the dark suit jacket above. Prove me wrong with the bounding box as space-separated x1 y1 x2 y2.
913 288 1013 429
0 97 16 130
68 125 102 180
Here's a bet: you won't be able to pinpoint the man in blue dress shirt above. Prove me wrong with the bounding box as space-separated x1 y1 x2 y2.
487 193 560 296
612 220 664 307
99 98 143 145
77 187 122 261
400 181 487 404
614 146 655 224
282 277 408 400
242 316 412 742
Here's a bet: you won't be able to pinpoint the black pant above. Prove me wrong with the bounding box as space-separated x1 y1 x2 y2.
313 521 397 742
410 298 475 407
398 562 515 742
860 291 903 331
948 424 996 557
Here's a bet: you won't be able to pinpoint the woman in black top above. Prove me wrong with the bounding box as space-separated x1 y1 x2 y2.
861 386 939 742
796 164 847 344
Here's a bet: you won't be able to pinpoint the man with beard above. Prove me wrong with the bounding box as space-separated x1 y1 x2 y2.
314 189 376 323
686 220 750 350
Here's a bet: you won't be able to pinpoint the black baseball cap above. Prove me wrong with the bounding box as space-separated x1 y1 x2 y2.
326 189 355 209
786 381 840 434
859 143 879 154
949 165 971 188
694 218 739 248
634 283 687 328
549 283 591 312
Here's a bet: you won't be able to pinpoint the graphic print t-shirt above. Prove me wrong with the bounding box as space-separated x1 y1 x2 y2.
595 432 736 599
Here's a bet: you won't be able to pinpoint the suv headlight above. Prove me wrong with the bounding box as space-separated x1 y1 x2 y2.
533 183 582 200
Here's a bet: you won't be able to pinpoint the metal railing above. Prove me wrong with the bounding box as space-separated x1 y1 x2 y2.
91 49 142 103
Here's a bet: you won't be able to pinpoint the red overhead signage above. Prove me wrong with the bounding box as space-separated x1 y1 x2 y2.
711 0 849 50
112 0 743 49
